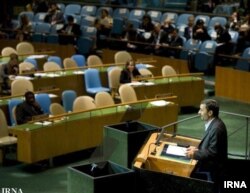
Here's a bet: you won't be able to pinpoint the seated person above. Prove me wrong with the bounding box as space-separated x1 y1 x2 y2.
137 14 154 44
58 15 81 45
15 14 33 41
184 15 195 40
15 91 44 124
163 28 184 58
44 2 64 25
0 53 19 94
120 59 141 84
193 19 211 42
95 9 113 48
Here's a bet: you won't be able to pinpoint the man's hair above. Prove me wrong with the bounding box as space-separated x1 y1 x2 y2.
24 91 35 99
201 99 219 117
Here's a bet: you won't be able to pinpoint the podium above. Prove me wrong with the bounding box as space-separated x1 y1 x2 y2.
103 121 158 168
133 133 215 193
68 161 136 193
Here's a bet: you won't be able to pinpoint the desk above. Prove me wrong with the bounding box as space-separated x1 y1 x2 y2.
9 99 179 164
215 66 250 103
131 76 204 107
134 133 200 177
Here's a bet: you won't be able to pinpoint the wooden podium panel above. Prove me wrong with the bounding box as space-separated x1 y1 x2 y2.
134 133 200 177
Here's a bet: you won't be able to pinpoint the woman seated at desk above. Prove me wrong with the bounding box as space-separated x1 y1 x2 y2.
120 59 141 84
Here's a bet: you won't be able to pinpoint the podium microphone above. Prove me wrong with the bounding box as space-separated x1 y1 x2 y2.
155 114 200 146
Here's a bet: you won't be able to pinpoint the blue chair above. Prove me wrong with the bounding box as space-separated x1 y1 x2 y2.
80 16 96 27
80 5 97 16
47 56 63 68
76 37 94 56
32 22 51 42
176 13 194 26
113 8 130 20
81 26 97 38
136 63 147 70
161 12 178 25
128 9 145 20
127 18 141 29
64 4 81 15
179 39 201 60
199 40 217 54
8 99 23 126
235 48 250 72
208 16 227 30
18 11 34 23
24 58 38 70
33 12 48 23
57 3 65 13
84 69 110 95
71 54 86 67
194 51 214 72
62 90 77 112
147 10 162 23
111 17 125 36
35 93 51 114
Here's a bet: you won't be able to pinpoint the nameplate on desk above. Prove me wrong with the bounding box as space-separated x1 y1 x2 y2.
150 100 170 107
73 70 85 74
14 76 34 80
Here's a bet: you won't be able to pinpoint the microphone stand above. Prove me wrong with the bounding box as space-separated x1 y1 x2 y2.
151 115 200 155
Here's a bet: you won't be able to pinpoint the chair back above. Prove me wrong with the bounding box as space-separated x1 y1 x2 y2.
63 58 78 69
16 42 35 55
19 62 35 74
0 109 8 137
138 68 153 77
35 93 51 114
8 98 23 126
62 90 77 112
162 65 177 76
43 61 62 71
11 79 34 96
24 58 38 69
87 55 103 66
71 54 86 67
1 47 17 56
119 84 137 103
95 91 114 108
50 103 66 115
114 51 132 64
73 96 96 112
47 56 62 68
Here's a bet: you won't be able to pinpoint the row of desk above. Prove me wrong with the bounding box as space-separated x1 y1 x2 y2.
9 98 179 164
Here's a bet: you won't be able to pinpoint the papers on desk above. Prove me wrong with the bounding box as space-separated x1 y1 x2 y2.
27 55 48 59
44 73 60 78
150 100 170 107
14 76 34 80
166 144 187 157
144 64 154 68
73 70 85 74
48 94 58 98
34 121 52 126
126 81 155 86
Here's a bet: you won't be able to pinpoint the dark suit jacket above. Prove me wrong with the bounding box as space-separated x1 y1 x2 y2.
193 117 228 181
58 23 81 45
16 102 44 125
120 68 141 84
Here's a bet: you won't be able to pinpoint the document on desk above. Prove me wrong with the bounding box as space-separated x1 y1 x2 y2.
166 144 187 157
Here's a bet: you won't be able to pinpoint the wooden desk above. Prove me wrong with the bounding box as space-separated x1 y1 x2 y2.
133 133 200 177
9 99 179 164
215 66 250 103
131 75 204 107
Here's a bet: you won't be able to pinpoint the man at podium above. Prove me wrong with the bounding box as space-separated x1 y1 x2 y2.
186 99 228 192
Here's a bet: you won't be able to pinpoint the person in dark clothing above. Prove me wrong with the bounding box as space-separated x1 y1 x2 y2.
186 99 228 193
58 15 81 45
44 2 64 25
0 53 19 94
193 19 211 42
15 91 44 125
184 15 195 40
120 59 141 84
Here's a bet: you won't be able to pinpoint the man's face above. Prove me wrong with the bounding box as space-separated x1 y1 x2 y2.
26 94 35 105
198 104 210 121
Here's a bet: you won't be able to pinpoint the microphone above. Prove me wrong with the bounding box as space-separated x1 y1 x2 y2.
150 115 199 156
155 115 200 146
